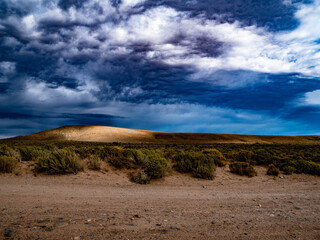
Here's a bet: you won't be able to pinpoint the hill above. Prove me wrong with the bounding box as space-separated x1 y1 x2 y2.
2 125 320 144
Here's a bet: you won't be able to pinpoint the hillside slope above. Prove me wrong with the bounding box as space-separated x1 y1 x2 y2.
3 125 320 144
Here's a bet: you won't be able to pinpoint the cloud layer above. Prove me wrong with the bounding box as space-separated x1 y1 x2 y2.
0 0 320 137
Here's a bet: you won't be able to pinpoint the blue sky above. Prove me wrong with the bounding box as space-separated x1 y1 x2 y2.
0 0 320 138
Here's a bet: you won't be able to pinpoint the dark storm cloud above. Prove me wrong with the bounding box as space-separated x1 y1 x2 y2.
58 0 89 10
0 1 36 19
141 0 313 31
0 110 122 138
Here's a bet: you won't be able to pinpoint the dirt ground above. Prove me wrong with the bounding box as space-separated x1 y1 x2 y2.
0 164 319 240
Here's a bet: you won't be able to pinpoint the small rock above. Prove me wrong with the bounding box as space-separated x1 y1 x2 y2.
133 214 140 218
56 221 68 227
295 206 301 210
88 233 95 237
211 221 215 224
161 210 170 214
4 228 14 237
156 223 161 226
33 224 47 228
126 223 135 226
45 227 53 232
170 226 180 230
73 237 80 240
158 229 168 233
38 220 48 224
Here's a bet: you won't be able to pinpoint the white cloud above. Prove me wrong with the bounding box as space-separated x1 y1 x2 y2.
1 0 319 89
304 89 320 105
119 0 146 11
23 78 98 108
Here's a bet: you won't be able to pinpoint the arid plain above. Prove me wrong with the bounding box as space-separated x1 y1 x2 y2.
1 126 320 239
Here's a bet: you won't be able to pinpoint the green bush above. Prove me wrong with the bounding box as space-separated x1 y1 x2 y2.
35 149 82 174
145 154 170 179
267 164 279 176
193 164 216 180
282 165 295 175
130 170 151 184
173 152 216 180
99 146 123 160
99 147 134 169
0 145 21 161
19 146 50 161
76 146 102 159
283 159 320 175
228 150 255 165
109 156 136 169
252 149 274 165
0 156 18 173
87 156 102 170
203 149 226 167
123 149 148 167
229 162 257 177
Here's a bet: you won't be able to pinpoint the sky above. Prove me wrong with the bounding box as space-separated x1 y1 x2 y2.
0 0 320 138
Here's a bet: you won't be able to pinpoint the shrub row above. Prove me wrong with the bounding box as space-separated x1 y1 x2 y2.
229 162 257 177
1 143 320 179
35 149 82 175
0 156 18 173
173 152 216 180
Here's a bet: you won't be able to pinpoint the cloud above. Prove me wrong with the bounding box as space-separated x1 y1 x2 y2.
0 0 320 137
83 101 320 135
304 89 320 105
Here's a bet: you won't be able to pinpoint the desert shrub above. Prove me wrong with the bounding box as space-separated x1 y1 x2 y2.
193 164 216 180
203 149 226 167
267 164 279 176
123 149 148 167
35 149 82 174
19 146 51 161
173 152 216 179
229 162 257 177
252 149 274 165
100 147 133 169
130 170 151 184
173 153 195 173
99 146 123 160
109 155 136 169
0 156 18 173
87 156 102 170
145 154 170 179
228 150 255 165
75 146 103 159
285 159 320 175
282 166 295 175
0 145 21 161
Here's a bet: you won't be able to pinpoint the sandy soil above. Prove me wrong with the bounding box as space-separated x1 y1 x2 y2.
0 165 319 240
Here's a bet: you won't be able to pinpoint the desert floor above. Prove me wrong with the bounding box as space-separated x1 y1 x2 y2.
0 164 319 240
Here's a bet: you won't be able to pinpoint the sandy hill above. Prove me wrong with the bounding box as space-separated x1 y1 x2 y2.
3 125 320 144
